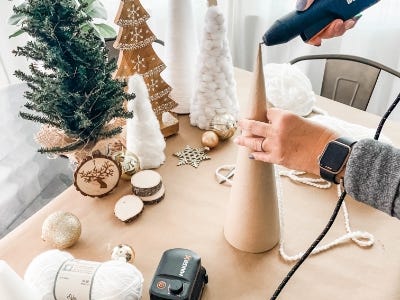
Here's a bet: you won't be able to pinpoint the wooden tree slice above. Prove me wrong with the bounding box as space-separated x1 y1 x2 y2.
140 184 165 205
131 170 162 197
114 195 144 223
74 154 121 197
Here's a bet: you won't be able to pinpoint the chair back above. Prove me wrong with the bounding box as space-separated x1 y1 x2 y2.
290 54 400 111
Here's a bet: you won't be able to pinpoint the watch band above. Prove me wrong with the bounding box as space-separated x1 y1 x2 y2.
320 137 357 184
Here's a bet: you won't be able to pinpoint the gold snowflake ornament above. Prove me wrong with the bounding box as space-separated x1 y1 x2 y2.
174 145 211 168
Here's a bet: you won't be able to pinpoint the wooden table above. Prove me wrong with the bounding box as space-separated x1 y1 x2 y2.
1 69 400 300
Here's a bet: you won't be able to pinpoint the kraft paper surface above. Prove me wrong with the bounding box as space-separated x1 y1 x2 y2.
1 69 400 300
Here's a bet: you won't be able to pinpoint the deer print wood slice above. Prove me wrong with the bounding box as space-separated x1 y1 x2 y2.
74 153 122 197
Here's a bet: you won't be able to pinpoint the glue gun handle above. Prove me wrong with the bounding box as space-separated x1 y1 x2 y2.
263 0 380 46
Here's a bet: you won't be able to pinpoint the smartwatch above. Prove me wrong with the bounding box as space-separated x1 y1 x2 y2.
319 137 357 184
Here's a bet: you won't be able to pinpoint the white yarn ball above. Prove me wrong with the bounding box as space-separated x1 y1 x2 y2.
24 250 144 300
264 63 316 116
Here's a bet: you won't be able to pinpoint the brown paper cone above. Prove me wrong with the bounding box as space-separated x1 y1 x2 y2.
208 0 217 7
223 44 280 253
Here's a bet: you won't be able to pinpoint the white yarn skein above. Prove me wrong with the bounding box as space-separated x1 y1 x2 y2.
24 249 73 299
264 63 316 117
24 250 144 300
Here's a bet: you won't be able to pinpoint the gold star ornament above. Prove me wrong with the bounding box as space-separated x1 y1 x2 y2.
174 145 211 168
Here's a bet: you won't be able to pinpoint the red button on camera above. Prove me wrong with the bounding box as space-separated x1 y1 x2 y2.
157 280 167 289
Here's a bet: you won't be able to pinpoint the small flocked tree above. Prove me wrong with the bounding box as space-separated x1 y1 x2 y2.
126 74 166 169
13 0 134 154
113 0 178 136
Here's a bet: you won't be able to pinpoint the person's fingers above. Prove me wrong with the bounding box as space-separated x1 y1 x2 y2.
296 0 315 11
238 119 271 138
344 19 356 30
261 137 268 152
307 16 360 46
332 19 346 36
249 151 273 163
308 35 322 46
234 136 267 152
307 19 343 46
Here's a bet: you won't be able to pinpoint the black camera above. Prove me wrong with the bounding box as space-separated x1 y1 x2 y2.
149 248 208 300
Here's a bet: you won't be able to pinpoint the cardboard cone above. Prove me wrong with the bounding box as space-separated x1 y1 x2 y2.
223 44 280 253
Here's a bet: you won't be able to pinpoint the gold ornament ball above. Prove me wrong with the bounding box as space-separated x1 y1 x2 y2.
208 113 237 140
201 131 219 148
41 211 81 249
113 151 140 180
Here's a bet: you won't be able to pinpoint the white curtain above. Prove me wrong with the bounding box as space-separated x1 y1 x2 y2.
102 0 400 119
1 0 399 118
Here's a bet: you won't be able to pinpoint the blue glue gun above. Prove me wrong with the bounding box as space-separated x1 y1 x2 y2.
263 0 380 46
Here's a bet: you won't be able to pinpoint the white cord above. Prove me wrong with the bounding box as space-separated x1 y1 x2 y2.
277 168 374 262
215 164 374 261
279 170 331 189
215 164 236 185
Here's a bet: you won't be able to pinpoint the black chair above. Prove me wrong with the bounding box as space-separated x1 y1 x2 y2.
290 54 400 111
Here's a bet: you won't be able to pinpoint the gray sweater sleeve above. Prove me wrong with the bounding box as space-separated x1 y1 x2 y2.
344 139 400 219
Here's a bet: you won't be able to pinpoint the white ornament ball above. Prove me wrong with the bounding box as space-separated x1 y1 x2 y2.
41 211 81 249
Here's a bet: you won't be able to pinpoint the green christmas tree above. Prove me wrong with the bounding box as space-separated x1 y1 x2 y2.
13 0 134 154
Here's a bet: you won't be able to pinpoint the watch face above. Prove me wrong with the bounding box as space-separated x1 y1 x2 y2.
320 141 351 173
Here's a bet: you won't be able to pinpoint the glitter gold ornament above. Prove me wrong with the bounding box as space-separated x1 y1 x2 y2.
201 131 219 148
208 113 237 140
113 151 140 180
41 211 81 249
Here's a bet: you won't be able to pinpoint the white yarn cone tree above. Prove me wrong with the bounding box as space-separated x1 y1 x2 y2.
127 75 166 169
190 5 239 129
164 0 198 114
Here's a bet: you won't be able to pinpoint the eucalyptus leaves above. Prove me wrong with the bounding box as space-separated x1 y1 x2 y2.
8 0 116 39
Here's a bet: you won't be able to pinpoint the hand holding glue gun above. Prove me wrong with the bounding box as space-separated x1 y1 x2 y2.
263 0 380 46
